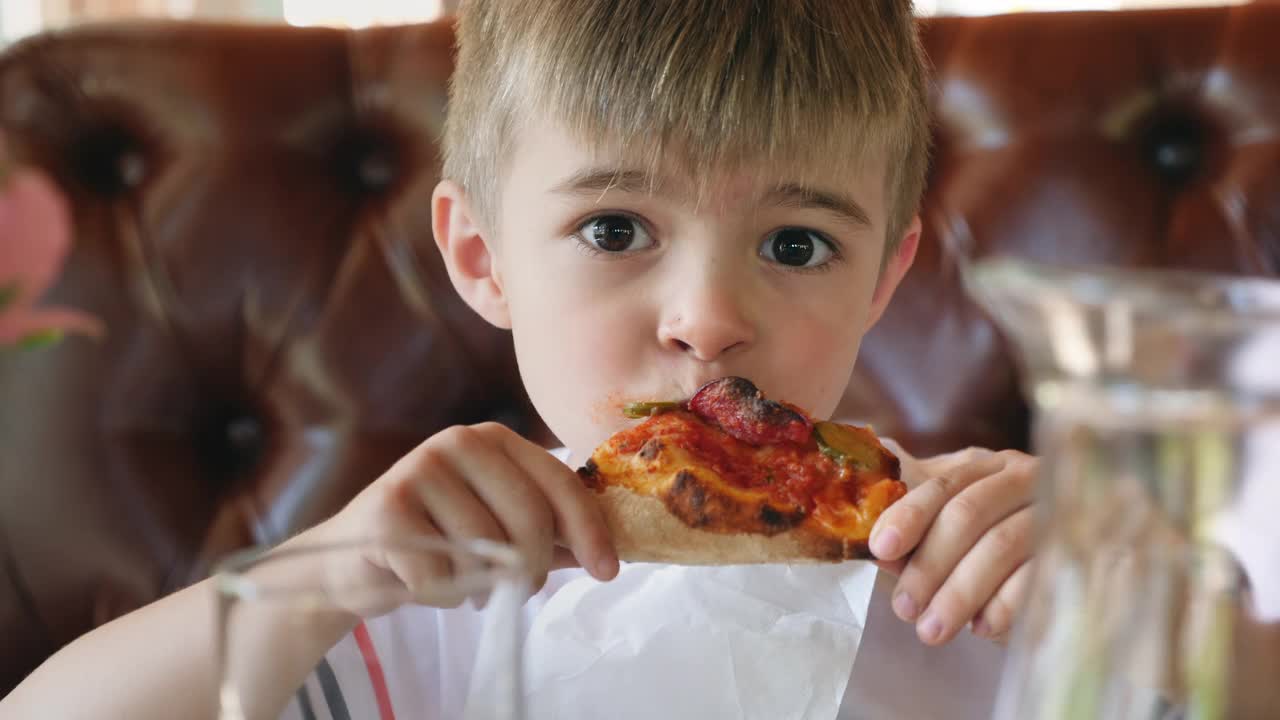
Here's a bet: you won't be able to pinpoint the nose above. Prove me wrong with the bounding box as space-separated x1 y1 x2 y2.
657 270 756 362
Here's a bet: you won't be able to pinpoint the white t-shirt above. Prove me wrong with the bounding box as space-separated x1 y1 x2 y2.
276 448 1006 720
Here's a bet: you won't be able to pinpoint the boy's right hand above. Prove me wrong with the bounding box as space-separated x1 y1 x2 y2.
310 422 619 609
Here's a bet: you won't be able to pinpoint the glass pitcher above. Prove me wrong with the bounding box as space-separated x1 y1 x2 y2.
965 257 1280 720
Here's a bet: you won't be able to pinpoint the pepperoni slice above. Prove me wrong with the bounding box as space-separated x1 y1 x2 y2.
687 377 813 447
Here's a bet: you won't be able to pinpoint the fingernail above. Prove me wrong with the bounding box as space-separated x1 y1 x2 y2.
892 591 918 621
870 526 901 559
919 612 944 644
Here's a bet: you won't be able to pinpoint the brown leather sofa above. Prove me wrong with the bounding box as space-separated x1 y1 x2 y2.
1 4 1278 698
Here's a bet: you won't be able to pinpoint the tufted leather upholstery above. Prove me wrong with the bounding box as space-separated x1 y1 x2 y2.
0 5 1278 695
844 4 1280 456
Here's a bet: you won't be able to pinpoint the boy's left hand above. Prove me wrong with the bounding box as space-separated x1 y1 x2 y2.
869 446 1039 646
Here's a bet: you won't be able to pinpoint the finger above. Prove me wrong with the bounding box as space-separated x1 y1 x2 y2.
412 458 510 546
889 462 1035 622
873 558 907 577
971 559 1034 644
406 462 504 583
437 426 557 589
377 486 465 608
494 425 619 581
913 507 1035 646
870 452 1008 562
471 463 558 592
916 446 990 479
550 545 581 572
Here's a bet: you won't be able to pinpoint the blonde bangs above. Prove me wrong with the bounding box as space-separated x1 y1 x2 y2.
445 0 930 246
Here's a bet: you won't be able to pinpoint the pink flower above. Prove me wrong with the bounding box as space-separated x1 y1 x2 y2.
0 146 104 348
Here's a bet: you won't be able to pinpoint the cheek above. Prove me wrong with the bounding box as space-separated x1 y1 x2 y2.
764 280 875 419
504 267 652 451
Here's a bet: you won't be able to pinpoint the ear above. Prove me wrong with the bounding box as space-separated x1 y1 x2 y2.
432 179 511 329
864 215 921 331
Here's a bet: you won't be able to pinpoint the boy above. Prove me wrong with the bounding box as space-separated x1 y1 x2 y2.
0 1 1038 717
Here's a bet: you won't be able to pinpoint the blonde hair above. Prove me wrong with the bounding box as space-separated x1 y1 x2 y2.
443 0 931 248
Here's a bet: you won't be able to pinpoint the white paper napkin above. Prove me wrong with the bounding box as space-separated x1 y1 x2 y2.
523 561 879 720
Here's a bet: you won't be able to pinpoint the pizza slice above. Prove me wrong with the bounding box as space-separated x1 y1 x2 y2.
577 377 905 564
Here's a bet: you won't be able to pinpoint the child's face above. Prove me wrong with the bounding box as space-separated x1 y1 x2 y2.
435 119 918 461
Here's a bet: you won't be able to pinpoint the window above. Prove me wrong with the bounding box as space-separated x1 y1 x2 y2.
282 0 446 28
0 0 1253 45
0 0 454 43
917 0 1247 15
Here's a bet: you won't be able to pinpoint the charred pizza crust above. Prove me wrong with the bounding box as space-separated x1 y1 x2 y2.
591 485 870 564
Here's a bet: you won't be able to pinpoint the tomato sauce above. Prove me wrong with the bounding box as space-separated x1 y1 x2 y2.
628 411 855 512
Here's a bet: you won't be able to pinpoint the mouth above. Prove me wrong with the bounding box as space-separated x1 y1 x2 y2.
626 373 759 407
617 377 735 414
616 376 816 447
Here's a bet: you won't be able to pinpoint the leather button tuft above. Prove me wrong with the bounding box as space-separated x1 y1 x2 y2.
335 127 399 195
195 406 268 481
71 125 147 195
1141 113 1207 187
357 151 395 192
225 415 263 457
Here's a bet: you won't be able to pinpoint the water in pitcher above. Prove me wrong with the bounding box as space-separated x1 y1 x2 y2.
965 258 1280 720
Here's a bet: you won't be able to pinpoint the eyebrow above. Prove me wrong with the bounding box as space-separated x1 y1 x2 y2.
550 168 665 198
551 167 872 230
765 183 873 230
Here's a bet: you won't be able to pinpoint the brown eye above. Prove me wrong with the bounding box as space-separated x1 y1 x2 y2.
761 228 833 268
579 215 653 253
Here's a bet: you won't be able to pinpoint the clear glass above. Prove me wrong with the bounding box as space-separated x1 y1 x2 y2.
214 535 527 720
965 257 1280 720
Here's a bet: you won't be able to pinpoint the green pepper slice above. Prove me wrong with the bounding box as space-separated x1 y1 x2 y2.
622 401 682 419
814 421 880 471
